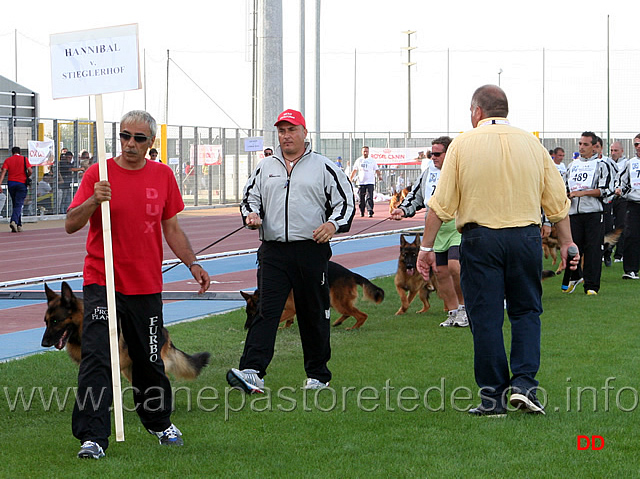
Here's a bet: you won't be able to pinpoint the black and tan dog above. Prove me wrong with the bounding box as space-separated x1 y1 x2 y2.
41 282 210 382
394 234 438 315
241 261 385 331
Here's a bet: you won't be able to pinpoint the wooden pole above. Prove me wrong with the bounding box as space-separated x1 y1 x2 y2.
94 94 125 442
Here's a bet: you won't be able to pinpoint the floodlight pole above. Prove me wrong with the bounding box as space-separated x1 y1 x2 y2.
402 31 416 140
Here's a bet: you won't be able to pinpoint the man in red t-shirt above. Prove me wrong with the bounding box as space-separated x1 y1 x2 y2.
65 110 210 460
0 146 32 232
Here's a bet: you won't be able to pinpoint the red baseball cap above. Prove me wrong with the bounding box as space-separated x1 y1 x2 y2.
274 109 306 128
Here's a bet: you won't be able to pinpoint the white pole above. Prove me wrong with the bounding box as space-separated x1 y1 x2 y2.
94 94 125 442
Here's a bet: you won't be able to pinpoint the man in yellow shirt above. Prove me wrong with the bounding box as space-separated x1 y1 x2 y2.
417 85 577 417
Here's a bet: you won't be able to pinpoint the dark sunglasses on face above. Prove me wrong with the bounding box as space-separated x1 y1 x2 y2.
119 132 151 143
634 142 640 147
431 152 444 157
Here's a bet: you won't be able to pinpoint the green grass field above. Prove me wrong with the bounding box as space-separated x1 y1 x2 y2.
1 259 639 478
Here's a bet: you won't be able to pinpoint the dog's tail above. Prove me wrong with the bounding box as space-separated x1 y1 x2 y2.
604 227 623 248
354 274 385 304
163 333 210 380
541 270 556 280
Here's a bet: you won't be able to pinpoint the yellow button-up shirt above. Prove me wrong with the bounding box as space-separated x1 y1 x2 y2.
427 118 570 231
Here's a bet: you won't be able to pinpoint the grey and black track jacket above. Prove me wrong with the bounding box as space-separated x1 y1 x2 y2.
240 143 355 242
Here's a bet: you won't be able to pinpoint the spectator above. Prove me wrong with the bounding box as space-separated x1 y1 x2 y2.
263 147 273 157
350 146 382 217
149 148 159 161
553 147 566 176
57 151 84 214
227 108 355 394
65 110 210 459
0 146 32 232
417 85 575 417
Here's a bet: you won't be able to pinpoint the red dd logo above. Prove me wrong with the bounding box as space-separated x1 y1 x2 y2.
577 435 605 450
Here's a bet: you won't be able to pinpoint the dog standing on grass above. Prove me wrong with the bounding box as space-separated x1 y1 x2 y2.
394 234 437 315
41 282 211 382
242 261 385 331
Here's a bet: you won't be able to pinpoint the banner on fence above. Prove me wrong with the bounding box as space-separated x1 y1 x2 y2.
190 144 223 166
368 147 430 166
27 139 55 166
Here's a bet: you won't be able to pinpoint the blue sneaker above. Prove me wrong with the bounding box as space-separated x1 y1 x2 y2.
77 441 105 459
149 424 183 446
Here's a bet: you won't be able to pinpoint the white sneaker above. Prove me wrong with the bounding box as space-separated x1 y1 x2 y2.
149 424 183 446
303 378 330 390
566 278 584 293
454 307 469 327
226 368 265 394
439 310 457 327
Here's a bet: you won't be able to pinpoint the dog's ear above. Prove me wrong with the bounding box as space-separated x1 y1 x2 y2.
60 282 76 308
412 234 421 245
44 283 58 303
240 290 252 302
400 235 407 246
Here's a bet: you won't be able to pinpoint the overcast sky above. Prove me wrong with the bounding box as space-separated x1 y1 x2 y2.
2 0 639 136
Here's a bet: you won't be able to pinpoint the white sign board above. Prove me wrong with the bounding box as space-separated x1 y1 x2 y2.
244 137 264 152
50 24 140 99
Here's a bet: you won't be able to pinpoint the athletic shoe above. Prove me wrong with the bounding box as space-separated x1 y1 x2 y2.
17 225 23 232
622 272 639 280
149 424 183 446
303 378 330 390
9 221 17 233
561 284 569 291
604 255 612 267
586 290 598 296
454 308 469 327
368 212 374 218
566 278 583 293
468 404 507 418
439 310 457 327
226 368 264 394
77 441 105 459
614 258 623 263
510 393 546 415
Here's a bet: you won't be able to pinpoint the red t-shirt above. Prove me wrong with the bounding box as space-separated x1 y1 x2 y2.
70 158 184 295
2 154 32 183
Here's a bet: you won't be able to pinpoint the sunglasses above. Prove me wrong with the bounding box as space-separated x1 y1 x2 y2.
119 132 151 143
431 152 444 157
634 143 640 147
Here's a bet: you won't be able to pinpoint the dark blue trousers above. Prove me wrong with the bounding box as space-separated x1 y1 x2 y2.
7 181 27 226
460 225 543 408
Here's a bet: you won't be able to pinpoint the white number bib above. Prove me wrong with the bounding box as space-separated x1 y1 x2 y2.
630 160 640 190
568 160 598 192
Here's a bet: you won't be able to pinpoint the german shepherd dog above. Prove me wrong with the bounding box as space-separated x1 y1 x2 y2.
394 234 438 315
41 282 210 382
389 187 411 214
241 261 385 331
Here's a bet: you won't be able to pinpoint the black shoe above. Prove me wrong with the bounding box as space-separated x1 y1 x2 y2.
510 393 545 415
360 213 365 217
368 212 374 218
604 254 612 267
468 404 507 418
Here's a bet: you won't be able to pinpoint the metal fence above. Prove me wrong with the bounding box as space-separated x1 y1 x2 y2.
2 114 639 221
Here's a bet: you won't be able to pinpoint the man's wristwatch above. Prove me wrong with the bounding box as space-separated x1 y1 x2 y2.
419 246 434 253
187 261 203 270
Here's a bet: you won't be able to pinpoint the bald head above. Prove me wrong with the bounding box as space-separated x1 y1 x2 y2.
471 85 509 123
610 141 624 161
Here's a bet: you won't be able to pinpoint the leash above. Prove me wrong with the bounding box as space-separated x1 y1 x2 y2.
330 216 393 248
162 224 245 274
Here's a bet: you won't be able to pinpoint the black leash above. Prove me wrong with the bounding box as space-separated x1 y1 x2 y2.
330 216 392 246
162 225 245 274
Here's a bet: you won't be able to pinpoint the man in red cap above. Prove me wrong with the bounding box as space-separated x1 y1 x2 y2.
228 109 355 393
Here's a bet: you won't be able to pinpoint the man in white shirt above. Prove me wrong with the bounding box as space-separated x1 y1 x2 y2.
350 146 382 217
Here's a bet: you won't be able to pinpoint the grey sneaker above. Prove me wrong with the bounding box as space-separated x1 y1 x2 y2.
439 311 457 327
303 378 329 390
77 441 105 459
454 307 469 327
149 424 183 446
227 368 265 394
